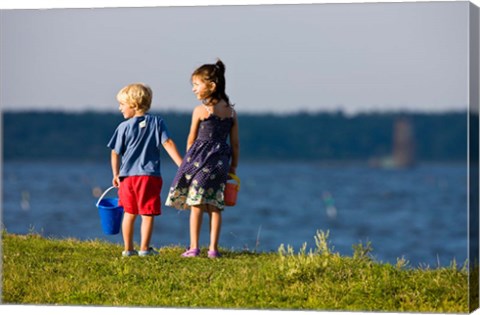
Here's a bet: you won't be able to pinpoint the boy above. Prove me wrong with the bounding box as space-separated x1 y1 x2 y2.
108 83 182 257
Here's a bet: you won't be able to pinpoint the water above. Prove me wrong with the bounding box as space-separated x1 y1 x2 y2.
2 160 468 267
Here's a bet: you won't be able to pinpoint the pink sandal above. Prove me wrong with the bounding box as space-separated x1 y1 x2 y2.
181 248 200 257
208 250 221 258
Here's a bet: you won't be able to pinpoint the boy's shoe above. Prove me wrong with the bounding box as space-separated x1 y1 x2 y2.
122 250 138 257
207 250 221 259
181 248 200 257
139 247 159 256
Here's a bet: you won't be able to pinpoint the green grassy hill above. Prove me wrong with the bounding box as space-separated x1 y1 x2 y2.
2 231 470 312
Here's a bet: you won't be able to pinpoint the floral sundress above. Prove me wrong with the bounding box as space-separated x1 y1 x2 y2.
166 105 234 210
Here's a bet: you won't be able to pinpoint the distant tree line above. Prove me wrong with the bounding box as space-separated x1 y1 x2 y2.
2 111 468 162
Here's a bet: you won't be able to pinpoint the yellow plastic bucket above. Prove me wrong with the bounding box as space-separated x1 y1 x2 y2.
224 173 240 206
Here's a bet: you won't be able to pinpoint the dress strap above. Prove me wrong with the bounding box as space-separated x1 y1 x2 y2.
203 104 213 115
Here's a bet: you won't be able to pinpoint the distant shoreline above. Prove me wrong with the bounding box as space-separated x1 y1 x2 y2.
3 111 468 162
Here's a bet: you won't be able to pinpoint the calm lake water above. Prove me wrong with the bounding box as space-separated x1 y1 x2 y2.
2 160 469 267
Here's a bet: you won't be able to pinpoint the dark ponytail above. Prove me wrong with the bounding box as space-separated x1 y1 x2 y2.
192 59 232 106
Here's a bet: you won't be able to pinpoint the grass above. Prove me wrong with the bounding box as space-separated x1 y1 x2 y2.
1 230 470 312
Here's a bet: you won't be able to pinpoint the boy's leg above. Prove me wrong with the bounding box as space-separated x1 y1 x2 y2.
134 176 162 253
140 215 155 251
122 212 137 251
189 206 203 249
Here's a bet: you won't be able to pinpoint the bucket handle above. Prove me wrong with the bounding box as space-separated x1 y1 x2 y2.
228 173 241 191
96 186 117 207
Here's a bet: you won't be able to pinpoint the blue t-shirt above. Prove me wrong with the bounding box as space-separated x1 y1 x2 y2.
107 114 170 178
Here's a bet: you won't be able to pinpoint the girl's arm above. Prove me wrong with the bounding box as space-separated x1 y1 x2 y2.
111 150 121 187
186 106 202 151
162 139 183 167
229 114 240 175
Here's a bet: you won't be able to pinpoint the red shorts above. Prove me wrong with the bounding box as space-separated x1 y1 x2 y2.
118 176 163 216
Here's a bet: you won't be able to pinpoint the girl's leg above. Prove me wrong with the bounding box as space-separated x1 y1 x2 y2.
122 212 137 251
208 208 222 252
189 206 203 249
140 215 154 251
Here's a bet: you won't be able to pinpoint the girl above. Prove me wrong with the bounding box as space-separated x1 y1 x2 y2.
166 59 239 258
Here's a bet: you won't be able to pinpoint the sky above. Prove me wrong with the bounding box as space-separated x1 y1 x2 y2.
0 0 474 115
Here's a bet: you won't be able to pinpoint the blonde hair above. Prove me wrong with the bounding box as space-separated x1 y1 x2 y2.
116 83 152 112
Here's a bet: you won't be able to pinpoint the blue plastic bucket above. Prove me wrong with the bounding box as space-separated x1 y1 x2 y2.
96 186 124 235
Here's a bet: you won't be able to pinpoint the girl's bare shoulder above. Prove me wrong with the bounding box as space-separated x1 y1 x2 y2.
192 104 209 121
191 104 204 115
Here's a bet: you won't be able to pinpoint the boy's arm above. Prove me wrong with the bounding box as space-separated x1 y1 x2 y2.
111 150 121 187
162 139 183 167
